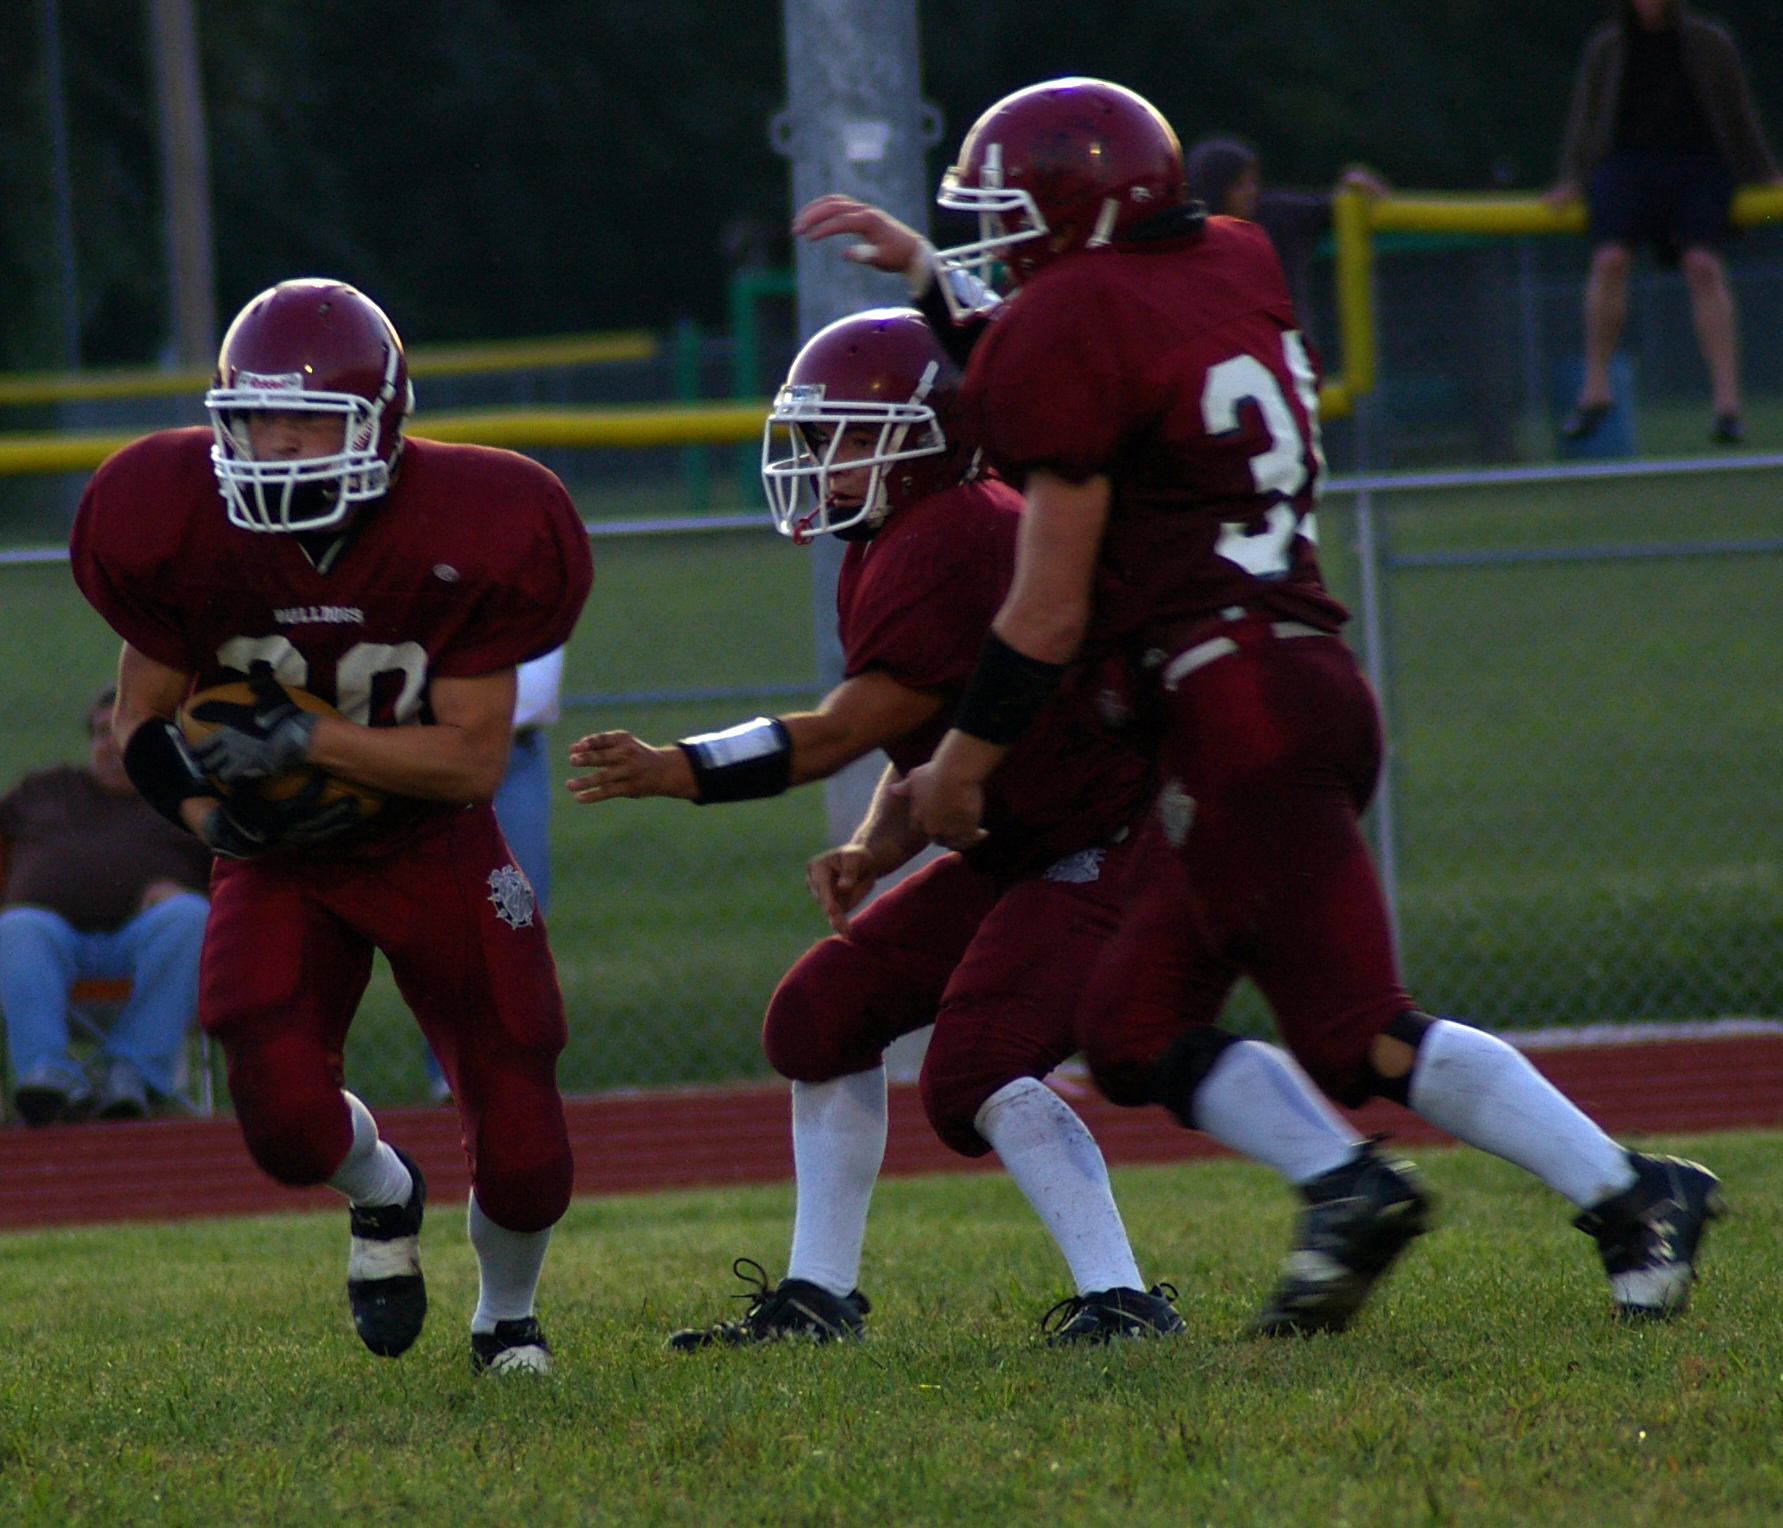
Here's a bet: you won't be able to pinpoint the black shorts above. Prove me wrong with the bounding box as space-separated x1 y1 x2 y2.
1587 151 1734 263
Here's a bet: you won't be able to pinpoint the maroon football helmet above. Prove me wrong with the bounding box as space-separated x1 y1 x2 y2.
205 279 413 532
761 308 972 541
935 78 1184 307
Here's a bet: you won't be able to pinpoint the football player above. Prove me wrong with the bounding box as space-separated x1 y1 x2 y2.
71 280 593 1373
570 309 1379 1344
823 77 1720 1329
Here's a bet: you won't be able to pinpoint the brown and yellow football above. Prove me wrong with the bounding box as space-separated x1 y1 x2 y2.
178 681 385 820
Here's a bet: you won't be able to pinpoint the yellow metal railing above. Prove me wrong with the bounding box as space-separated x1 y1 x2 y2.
1318 183 1783 419
0 328 657 408
6 182 1783 470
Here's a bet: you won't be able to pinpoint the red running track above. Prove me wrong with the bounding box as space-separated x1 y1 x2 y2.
1 1035 1778 1231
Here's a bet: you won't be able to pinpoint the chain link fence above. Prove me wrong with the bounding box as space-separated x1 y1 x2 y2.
3 239 1782 1106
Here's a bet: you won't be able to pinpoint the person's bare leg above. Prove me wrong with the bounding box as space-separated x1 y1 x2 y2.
1579 243 1632 407
1681 246 1740 418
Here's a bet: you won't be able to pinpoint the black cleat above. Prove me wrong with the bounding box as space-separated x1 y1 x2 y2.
1560 401 1613 442
1252 1139 1431 1337
471 1316 553 1376
1711 412 1745 445
1041 1284 1186 1344
1574 1152 1724 1321
667 1258 869 1350
347 1146 427 1357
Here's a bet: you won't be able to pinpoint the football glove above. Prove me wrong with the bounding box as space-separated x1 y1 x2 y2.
189 663 320 784
198 775 361 859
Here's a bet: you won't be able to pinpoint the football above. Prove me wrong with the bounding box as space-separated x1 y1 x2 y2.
177 681 385 821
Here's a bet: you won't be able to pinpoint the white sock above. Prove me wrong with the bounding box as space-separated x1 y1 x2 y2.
1191 1041 1364 1185
785 1069 887 1298
468 1194 552 1334
1408 1020 1637 1208
976 1076 1145 1296
326 1091 413 1207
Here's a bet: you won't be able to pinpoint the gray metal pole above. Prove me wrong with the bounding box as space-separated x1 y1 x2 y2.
1350 397 1401 957
40 0 80 371
775 0 941 847
148 0 216 367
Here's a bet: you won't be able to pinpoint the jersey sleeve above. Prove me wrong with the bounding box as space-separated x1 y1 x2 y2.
429 467 593 678
68 433 209 673
960 281 1131 485
844 509 1012 692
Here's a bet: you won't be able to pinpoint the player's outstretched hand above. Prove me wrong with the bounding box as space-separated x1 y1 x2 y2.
566 730 697 803
793 195 925 275
895 761 989 851
807 844 880 936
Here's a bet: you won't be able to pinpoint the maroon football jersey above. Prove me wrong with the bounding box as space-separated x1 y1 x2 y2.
72 428 592 841
958 216 1348 650
836 477 1150 877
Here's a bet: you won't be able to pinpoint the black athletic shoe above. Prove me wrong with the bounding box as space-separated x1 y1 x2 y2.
667 1258 869 1350
1251 1139 1432 1337
1560 401 1613 442
470 1316 553 1375
1041 1284 1186 1344
1711 412 1745 445
346 1146 427 1358
1574 1152 1724 1321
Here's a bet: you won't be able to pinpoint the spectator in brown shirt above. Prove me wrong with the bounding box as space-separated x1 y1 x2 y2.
0 687 211 1123
1548 0 1783 444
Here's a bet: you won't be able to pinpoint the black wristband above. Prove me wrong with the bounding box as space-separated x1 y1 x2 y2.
677 716 794 804
953 633 1065 746
122 718 219 830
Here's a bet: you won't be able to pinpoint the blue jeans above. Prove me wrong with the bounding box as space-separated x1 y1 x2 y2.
0 894 209 1096
423 729 553 1094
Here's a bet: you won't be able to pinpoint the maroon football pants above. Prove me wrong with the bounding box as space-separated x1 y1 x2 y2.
1080 618 1411 1110
200 804 572 1231
765 838 1133 1157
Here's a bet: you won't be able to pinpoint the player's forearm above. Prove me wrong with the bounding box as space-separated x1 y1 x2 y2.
782 709 886 785
848 765 929 874
307 717 510 803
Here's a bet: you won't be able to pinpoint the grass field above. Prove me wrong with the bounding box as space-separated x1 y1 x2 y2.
1 458 1779 1102
0 1131 1773 1526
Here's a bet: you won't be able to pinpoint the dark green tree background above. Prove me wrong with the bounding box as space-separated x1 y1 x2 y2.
2 1 1779 368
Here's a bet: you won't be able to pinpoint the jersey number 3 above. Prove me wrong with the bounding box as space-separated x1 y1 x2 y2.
216 636 429 725
1202 331 1324 579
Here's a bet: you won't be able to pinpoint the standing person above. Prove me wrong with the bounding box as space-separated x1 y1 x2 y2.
1185 137 1387 325
71 279 592 1374
1548 0 1782 444
0 686 211 1122
569 309 1376 1344
847 76 1718 1331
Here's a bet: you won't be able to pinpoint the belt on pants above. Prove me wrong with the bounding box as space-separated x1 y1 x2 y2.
1160 620 1327 691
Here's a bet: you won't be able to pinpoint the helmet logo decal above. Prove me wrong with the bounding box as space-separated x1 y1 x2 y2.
235 371 306 392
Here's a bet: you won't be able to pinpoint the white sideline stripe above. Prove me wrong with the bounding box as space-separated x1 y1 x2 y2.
1503 1017 1783 1051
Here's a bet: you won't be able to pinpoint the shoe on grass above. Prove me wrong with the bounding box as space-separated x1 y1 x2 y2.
1252 1139 1431 1337
1575 1152 1723 1320
667 1258 869 1349
1560 401 1613 442
95 1059 149 1121
471 1316 552 1375
13 1062 94 1127
1041 1284 1186 1344
347 1145 427 1357
1710 412 1744 445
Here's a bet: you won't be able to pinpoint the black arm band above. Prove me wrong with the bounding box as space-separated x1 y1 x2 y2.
122 718 218 831
677 717 794 805
953 633 1066 746
915 283 987 369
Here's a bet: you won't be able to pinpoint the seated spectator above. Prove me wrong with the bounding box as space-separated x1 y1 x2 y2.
0 687 211 1124
1187 136 1388 324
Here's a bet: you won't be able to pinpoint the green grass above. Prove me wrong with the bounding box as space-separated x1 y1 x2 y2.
0 1132 1773 1525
